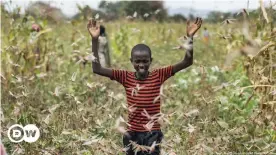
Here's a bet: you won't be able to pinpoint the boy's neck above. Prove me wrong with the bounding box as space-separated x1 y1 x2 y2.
135 71 149 80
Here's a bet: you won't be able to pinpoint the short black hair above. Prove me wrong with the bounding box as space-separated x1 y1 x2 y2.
131 44 152 58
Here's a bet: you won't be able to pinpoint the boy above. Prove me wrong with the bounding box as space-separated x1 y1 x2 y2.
87 18 202 155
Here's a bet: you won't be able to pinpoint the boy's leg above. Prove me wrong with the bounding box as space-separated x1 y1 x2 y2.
123 130 164 155
131 130 163 155
141 130 164 155
123 132 135 155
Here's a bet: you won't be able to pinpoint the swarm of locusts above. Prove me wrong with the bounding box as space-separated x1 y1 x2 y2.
1 0 276 154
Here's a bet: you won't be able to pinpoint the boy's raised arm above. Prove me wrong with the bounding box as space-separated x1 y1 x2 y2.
87 19 112 78
172 17 202 74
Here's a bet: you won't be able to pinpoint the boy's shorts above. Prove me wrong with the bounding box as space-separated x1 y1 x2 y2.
123 130 164 155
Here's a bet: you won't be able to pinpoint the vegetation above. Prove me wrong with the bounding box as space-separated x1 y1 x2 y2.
1 1 276 155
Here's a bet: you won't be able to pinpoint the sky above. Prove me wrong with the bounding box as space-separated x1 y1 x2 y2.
2 0 274 17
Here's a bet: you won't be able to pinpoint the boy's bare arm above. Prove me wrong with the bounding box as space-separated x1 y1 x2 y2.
172 17 202 74
87 19 112 78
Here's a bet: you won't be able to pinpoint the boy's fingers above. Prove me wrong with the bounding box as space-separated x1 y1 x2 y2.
87 23 91 30
87 19 92 29
195 17 198 24
197 17 200 24
198 18 203 26
88 19 92 26
198 17 201 24
92 19 97 27
194 18 196 24
197 18 201 26
187 20 190 26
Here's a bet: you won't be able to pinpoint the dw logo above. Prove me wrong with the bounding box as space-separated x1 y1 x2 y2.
7 124 40 143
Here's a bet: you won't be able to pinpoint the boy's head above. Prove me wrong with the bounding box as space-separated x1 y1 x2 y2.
130 44 153 76
204 27 207 30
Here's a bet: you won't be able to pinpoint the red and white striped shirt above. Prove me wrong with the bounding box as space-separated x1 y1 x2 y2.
110 66 174 132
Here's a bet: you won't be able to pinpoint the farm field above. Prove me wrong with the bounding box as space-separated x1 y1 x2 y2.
1 2 276 155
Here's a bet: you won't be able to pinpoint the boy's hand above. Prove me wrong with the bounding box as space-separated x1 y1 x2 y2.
187 17 202 37
87 19 100 40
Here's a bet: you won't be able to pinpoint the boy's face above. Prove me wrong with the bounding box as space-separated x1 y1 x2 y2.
130 50 152 76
